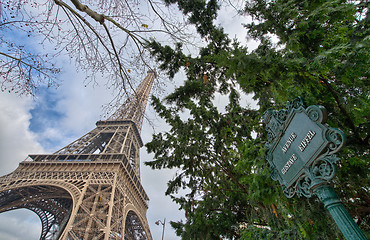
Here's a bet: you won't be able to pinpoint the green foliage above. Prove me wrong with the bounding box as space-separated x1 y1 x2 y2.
146 0 369 239
164 0 220 37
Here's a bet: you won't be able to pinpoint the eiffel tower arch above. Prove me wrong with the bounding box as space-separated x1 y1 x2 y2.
0 71 156 240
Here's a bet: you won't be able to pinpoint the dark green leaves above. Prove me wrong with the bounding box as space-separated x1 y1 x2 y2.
146 0 369 238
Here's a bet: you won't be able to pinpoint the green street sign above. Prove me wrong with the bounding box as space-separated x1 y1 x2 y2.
271 109 328 188
263 98 367 240
263 98 345 197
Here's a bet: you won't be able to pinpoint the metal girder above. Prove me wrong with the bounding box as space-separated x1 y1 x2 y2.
0 185 72 240
0 71 155 239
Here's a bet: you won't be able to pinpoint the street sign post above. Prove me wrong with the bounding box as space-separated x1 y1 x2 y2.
263 98 366 240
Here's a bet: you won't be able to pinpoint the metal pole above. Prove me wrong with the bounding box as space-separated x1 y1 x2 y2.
162 218 166 240
313 184 367 240
156 218 166 240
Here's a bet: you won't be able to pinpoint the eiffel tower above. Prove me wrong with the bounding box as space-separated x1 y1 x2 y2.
0 71 156 239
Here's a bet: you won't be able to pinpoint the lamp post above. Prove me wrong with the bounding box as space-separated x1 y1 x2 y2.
155 218 165 240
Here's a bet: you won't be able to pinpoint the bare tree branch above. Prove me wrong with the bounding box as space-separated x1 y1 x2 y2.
0 0 196 98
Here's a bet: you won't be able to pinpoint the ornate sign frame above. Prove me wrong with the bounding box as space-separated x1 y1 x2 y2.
263 98 346 198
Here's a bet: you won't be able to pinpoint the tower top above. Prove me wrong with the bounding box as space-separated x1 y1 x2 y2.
106 70 156 132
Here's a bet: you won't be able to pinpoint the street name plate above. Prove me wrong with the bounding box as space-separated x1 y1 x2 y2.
271 110 327 188
263 98 345 198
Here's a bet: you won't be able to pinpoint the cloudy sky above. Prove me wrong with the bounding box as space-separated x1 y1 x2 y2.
0 2 258 240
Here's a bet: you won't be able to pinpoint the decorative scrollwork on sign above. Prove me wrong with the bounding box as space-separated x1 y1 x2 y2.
263 98 304 147
263 111 280 146
286 97 304 112
282 185 295 198
296 175 313 198
277 109 288 122
312 155 339 181
306 105 327 123
325 127 346 155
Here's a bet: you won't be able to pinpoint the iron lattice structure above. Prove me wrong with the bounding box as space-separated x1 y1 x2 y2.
0 71 156 240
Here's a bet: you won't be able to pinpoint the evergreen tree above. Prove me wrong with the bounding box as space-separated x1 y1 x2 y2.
146 0 369 239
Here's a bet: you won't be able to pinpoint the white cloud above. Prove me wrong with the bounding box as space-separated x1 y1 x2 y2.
216 2 259 51
0 93 44 175
55 70 111 135
0 93 44 239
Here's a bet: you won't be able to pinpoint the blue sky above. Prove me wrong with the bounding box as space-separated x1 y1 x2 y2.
29 87 66 150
